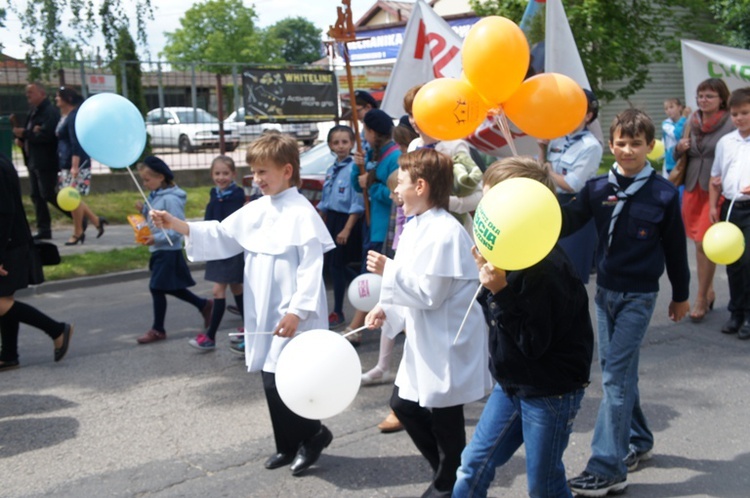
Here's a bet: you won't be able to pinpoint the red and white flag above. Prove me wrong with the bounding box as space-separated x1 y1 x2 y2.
380 0 463 117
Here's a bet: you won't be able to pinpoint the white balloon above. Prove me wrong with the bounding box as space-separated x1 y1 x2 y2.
276 329 362 419
347 273 382 312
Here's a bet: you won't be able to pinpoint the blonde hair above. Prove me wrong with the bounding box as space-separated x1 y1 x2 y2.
246 133 300 188
483 156 555 192
386 169 399 192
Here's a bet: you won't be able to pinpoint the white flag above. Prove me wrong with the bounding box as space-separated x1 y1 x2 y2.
681 40 750 110
380 0 463 117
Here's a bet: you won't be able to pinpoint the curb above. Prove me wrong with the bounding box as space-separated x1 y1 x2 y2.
16 262 207 297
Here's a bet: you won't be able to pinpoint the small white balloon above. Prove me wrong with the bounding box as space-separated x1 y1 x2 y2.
276 329 362 420
347 273 382 312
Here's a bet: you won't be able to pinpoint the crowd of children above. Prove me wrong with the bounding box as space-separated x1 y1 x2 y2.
123 83 750 496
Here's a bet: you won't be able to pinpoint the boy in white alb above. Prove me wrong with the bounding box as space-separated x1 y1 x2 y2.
150 134 336 477
365 148 491 496
709 87 750 338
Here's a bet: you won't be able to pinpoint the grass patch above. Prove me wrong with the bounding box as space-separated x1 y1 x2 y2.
24 186 211 227
43 246 152 281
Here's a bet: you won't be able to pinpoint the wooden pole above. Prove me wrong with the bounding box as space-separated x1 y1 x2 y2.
342 43 370 225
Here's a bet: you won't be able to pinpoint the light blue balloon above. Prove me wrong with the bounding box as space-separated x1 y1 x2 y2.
75 93 146 169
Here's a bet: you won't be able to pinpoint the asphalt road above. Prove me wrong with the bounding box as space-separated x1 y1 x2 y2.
2 235 750 497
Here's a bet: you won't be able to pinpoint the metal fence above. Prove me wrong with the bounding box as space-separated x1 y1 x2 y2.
0 59 347 175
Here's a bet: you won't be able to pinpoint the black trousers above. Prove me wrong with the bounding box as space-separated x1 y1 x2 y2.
722 202 750 317
262 371 321 455
27 165 69 233
390 386 466 493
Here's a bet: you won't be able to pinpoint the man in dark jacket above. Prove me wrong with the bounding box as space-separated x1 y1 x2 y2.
12 82 67 239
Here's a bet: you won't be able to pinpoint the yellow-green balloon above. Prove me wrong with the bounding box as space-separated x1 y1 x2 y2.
704 221 744 265
57 187 81 211
647 139 665 161
473 177 562 271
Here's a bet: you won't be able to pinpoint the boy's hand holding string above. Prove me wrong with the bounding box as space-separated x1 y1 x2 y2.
471 246 507 295
150 208 300 338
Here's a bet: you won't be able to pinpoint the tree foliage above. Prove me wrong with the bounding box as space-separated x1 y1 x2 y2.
267 17 324 65
468 0 743 102
10 0 153 79
161 0 281 73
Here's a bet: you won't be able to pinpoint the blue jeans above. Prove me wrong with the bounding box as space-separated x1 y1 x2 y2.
453 384 584 498
585 287 657 480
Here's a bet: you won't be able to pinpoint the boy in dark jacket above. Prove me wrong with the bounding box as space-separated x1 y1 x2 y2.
566 109 690 496
453 156 594 498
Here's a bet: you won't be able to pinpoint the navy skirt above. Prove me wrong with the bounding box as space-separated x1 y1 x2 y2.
324 210 362 270
205 253 244 284
149 250 196 291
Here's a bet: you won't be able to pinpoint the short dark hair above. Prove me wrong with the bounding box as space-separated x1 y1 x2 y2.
327 125 355 144
246 133 300 188
728 87 750 110
664 97 683 107
58 86 84 106
393 124 418 150
609 108 655 144
398 148 452 211
697 78 730 110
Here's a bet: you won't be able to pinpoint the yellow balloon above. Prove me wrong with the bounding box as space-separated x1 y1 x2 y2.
704 221 744 265
473 177 561 271
647 139 665 161
57 187 81 211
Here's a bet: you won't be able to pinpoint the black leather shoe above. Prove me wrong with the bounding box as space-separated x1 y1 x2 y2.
264 452 294 469
290 425 333 476
32 231 52 240
738 321 750 340
54 323 74 362
721 315 743 334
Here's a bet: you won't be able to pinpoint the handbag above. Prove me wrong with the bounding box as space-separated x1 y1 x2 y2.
35 241 61 266
668 123 691 187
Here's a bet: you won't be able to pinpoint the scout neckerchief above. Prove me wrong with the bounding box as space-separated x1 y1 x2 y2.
214 181 238 201
607 163 654 248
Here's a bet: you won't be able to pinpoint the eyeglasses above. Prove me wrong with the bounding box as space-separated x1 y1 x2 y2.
696 94 719 100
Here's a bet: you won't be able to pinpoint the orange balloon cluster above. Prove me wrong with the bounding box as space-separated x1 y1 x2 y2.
411 15 589 143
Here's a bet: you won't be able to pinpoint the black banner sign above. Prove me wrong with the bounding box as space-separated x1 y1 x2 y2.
242 68 339 123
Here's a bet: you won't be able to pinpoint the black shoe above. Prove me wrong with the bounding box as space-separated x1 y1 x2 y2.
264 452 295 469
721 315 743 335
96 216 109 239
227 304 241 316
290 425 333 476
54 323 74 362
64 233 86 246
33 231 52 240
0 359 20 372
739 321 750 340
568 471 627 496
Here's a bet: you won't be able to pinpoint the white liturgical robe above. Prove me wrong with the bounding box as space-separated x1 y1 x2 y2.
379 207 492 408
185 187 334 373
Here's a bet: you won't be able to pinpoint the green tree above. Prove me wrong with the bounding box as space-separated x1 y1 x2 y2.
0 7 6 52
267 17 323 64
161 0 281 73
10 0 153 80
467 0 737 102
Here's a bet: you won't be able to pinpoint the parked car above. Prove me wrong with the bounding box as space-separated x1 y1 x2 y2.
242 141 333 204
145 107 239 153
225 107 319 146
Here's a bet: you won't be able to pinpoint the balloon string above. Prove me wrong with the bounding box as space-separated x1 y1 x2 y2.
495 110 518 157
126 166 174 247
228 331 274 336
342 324 369 339
452 283 484 345
727 192 740 222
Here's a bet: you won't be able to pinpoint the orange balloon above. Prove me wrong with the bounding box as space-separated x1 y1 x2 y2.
412 78 490 141
502 73 587 140
462 16 530 106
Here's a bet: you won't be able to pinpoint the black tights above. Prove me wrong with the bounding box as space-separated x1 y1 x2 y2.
0 300 65 362
150 288 207 333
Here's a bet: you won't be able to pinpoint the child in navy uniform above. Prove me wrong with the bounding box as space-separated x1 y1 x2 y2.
189 155 246 351
135 156 213 345
566 109 690 496
318 125 363 328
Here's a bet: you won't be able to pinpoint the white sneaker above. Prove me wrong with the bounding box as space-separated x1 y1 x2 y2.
361 367 394 386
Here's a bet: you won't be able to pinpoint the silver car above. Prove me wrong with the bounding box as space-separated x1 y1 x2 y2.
224 107 319 145
145 107 239 153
